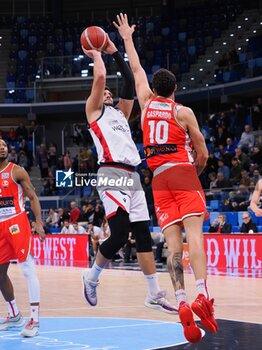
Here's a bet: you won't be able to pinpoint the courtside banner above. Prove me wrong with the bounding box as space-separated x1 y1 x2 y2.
32 234 89 265
202 234 262 269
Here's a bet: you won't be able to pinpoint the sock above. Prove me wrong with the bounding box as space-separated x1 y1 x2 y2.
196 279 209 298
144 273 161 296
175 289 187 307
30 305 39 322
88 262 104 282
6 300 19 317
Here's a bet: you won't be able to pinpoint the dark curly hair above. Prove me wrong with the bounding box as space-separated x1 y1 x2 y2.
152 68 176 97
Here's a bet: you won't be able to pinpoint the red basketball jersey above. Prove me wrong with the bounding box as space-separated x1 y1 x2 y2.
142 96 194 172
0 162 25 221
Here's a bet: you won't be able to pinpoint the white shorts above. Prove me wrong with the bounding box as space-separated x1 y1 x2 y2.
97 166 150 223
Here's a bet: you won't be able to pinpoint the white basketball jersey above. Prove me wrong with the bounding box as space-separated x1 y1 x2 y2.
89 105 141 166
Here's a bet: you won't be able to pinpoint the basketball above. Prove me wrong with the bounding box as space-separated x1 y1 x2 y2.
80 26 108 51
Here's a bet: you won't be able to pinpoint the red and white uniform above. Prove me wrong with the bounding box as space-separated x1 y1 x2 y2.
0 162 31 264
89 105 141 166
88 105 149 222
142 97 206 231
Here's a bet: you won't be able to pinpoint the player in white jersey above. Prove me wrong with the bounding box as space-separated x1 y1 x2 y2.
81 35 177 313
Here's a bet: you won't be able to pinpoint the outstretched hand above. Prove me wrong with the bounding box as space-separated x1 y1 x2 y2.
113 13 136 40
102 35 118 55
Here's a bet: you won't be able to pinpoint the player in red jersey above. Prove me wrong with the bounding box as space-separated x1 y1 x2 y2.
0 139 45 337
114 14 218 343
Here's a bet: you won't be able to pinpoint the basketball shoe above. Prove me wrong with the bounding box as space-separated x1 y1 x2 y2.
82 271 99 306
191 294 218 333
144 290 178 314
179 301 202 343
20 318 39 337
0 312 25 331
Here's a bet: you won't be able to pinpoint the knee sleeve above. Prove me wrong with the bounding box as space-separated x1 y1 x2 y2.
99 208 130 259
20 254 40 303
130 221 152 253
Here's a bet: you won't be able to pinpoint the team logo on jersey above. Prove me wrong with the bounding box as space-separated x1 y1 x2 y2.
150 101 172 110
1 173 9 179
2 180 9 188
56 169 74 187
9 224 20 235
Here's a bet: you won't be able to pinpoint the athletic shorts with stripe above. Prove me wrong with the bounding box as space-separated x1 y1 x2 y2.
97 166 150 222
0 211 32 264
152 164 206 231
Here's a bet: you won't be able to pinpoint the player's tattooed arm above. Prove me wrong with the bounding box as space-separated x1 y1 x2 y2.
167 252 185 291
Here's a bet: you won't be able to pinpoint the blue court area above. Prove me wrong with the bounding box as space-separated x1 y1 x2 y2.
0 317 191 350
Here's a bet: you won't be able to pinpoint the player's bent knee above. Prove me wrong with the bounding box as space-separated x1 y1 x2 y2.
20 254 37 278
131 221 152 253
100 207 130 259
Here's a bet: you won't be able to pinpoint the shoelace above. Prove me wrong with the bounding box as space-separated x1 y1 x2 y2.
26 318 34 328
87 283 97 298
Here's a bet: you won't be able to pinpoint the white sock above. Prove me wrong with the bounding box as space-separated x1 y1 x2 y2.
175 289 187 307
6 300 19 317
88 262 104 282
144 273 161 296
196 279 209 298
30 305 39 322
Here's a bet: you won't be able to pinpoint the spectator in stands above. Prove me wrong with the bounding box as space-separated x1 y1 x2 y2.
93 203 105 227
46 208 59 227
17 150 29 171
16 122 28 140
238 125 255 153
217 158 230 180
215 126 228 147
240 169 251 187
208 214 232 233
124 232 136 263
57 208 70 228
80 202 95 222
230 184 250 211
229 157 242 185
250 169 261 185
7 127 16 142
234 103 247 139
69 201 81 223
235 147 250 170
216 172 231 189
252 97 262 130
48 143 57 175
19 139 27 154
240 212 258 234
37 144 49 178
71 222 86 234
224 137 237 156
63 151 72 170
8 146 17 163
250 145 262 171
31 220 51 235
208 172 218 190
61 220 73 234
205 153 218 174
28 121 37 140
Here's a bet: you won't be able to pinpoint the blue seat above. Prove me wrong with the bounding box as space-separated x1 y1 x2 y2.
50 227 60 233
178 32 186 41
209 212 218 224
225 212 238 226
248 59 256 69
210 200 219 211
188 45 196 56
239 52 247 63
255 57 262 67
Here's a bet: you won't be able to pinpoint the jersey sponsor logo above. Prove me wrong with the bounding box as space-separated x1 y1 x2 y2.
144 144 178 158
159 213 169 223
9 224 20 235
0 197 14 207
111 124 130 133
2 180 9 188
150 101 172 110
1 173 9 179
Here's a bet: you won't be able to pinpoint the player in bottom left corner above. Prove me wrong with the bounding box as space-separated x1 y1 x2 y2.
0 139 45 337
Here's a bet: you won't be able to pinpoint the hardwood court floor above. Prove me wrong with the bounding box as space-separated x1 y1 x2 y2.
0 264 261 323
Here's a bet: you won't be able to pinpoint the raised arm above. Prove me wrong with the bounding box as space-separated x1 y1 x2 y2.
178 107 208 175
83 48 106 123
13 165 45 242
113 13 154 110
250 180 262 216
103 36 135 119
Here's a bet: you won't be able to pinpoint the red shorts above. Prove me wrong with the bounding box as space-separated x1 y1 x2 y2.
152 164 206 231
0 212 32 264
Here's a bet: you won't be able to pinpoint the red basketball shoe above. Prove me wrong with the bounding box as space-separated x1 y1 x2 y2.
191 294 218 333
179 301 202 343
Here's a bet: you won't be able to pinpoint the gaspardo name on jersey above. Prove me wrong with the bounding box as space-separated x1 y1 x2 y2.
74 174 134 187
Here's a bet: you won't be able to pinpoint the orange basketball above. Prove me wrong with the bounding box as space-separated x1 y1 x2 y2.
80 26 108 51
